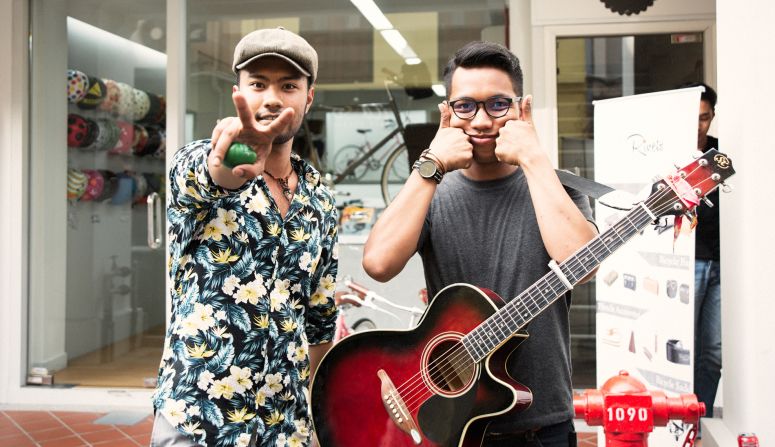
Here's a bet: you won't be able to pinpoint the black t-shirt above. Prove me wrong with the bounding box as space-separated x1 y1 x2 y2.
695 135 720 261
418 169 594 431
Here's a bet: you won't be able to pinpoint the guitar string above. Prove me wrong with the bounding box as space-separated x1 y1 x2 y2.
396 180 700 414
391 170 716 414
396 172 719 412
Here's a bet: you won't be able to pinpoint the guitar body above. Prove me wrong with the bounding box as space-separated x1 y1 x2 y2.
311 284 532 447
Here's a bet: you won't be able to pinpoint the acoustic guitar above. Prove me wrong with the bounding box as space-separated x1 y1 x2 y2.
311 149 734 447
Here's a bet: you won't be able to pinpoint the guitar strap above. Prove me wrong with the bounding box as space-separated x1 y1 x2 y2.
555 169 633 211
555 169 614 200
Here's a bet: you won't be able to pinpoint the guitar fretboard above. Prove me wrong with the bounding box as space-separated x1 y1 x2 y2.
461 201 660 362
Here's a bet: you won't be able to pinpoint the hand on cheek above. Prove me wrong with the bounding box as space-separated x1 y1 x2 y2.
494 95 541 166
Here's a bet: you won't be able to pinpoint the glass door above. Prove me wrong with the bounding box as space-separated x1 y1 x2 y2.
556 32 705 388
28 0 168 388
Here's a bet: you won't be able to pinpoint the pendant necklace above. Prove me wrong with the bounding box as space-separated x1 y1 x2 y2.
263 165 294 202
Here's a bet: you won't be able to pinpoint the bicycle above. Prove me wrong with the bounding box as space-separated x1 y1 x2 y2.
305 81 412 206
333 277 426 342
331 117 404 184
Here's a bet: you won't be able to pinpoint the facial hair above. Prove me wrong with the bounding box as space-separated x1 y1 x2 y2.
259 112 305 145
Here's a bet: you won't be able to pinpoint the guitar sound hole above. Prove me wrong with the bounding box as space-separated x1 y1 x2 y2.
426 340 475 392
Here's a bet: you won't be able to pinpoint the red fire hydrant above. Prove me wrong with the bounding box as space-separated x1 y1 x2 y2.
574 370 705 447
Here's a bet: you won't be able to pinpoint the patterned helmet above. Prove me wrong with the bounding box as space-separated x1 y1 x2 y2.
66 169 88 200
67 69 89 103
77 76 107 109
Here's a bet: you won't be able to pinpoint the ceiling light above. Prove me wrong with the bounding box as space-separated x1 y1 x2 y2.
350 0 393 30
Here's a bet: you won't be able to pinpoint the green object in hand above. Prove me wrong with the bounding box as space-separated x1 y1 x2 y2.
223 143 257 167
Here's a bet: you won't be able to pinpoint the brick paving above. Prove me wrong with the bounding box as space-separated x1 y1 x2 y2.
0 411 152 447
0 410 598 446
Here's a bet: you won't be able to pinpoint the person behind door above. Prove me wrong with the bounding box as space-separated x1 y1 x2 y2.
362 41 598 446
151 27 338 447
685 82 722 422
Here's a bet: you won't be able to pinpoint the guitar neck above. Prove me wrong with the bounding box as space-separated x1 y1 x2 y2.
462 202 658 362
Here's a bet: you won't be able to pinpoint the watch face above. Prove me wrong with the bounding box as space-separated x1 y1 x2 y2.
419 159 437 177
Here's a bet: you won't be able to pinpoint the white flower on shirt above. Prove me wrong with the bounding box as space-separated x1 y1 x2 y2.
236 433 252 447
287 342 307 364
269 280 290 312
229 365 253 394
222 275 240 295
235 278 266 305
216 208 239 235
191 303 215 328
197 370 215 391
246 190 270 215
298 252 312 272
319 274 336 296
162 398 188 426
208 378 235 400
264 372 284 396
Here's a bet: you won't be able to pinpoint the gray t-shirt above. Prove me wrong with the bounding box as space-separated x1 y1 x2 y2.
418 168 594 432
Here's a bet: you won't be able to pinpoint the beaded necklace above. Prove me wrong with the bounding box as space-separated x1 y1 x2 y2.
263 166 294 202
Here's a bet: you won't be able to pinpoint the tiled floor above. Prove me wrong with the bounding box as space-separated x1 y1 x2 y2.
0 410 597 446
0 411 152 447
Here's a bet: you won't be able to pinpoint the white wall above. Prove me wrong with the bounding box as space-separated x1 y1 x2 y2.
531 0 714 25
0 0 29 403
703 0 775 444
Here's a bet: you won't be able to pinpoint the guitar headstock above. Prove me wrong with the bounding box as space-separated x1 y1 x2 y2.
648 149 735 218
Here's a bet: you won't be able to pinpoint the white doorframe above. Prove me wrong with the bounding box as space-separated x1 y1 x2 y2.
0 0 30 408
1 0 187 411
533 20 716 166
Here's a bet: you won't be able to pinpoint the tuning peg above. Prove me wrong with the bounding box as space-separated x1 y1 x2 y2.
721 182 733 193
702 197 715 208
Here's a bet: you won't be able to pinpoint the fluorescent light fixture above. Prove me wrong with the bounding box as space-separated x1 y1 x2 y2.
380 29 418 59
431 84 446 97
351 1 423 66
350 0 393 30
67 17 167 67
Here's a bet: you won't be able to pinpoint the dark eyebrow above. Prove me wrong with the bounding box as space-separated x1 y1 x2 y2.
245 73 304 82
449 94 514 102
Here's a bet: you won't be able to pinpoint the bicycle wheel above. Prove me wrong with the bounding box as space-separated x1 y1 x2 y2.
380 143 410 205
351 318 377 332
332 144 369 182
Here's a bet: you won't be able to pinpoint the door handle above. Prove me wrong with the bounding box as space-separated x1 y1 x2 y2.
146 192 162 249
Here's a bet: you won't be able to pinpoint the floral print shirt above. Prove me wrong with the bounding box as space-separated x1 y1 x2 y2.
153 140 339 447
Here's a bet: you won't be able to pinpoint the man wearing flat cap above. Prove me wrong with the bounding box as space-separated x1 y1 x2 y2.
151 27 338 447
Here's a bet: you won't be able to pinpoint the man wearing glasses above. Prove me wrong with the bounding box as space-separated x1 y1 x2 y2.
363 41 597 446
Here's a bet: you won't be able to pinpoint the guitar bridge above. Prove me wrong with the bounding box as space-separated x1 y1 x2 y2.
378 369 422 445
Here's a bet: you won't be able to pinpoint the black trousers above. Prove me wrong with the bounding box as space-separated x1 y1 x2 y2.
482 419 577 447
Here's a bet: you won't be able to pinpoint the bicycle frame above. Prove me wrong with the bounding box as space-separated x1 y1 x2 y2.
332 82 407 184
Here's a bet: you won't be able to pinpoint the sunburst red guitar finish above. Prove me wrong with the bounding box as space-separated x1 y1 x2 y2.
311 284 532 447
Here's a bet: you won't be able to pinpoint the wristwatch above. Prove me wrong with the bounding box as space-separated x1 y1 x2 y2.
413 158 443 183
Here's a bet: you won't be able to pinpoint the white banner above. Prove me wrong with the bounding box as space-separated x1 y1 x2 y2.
594 87 702 444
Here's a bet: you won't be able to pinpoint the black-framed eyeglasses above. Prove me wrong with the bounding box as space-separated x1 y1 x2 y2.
448 96 522 120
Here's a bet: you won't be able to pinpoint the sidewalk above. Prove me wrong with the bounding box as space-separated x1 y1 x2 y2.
0 410 152 447
0 409 597 446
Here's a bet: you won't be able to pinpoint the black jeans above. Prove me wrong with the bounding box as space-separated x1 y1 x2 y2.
482 419 577 447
